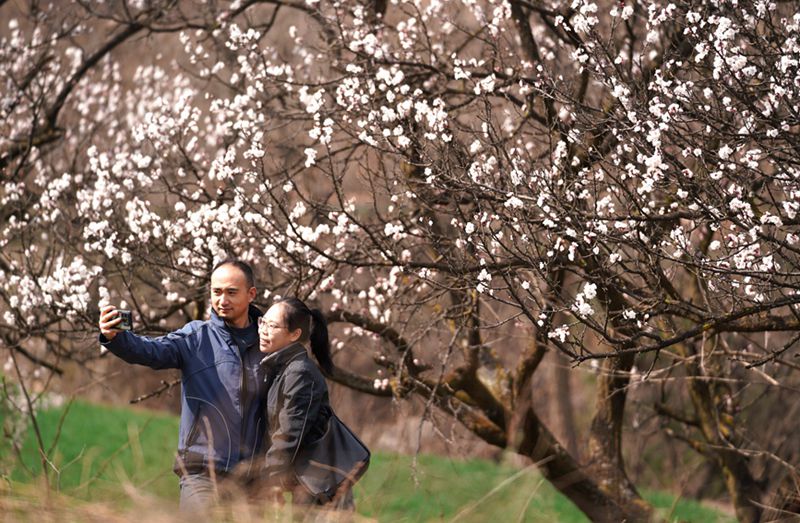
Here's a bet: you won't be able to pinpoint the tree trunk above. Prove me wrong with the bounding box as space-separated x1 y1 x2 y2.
426 370 646 521
719 455 762 523
587 354 652 521
552 351 579 457
516 403 647 522
675 336 764 523
686 369 764 522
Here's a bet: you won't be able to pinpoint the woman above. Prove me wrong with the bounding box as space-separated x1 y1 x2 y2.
258 297 353 509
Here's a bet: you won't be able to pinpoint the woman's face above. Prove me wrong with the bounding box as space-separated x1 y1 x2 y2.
258 303 302 353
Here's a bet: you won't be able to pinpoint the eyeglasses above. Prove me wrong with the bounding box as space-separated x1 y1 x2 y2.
258 317 286 331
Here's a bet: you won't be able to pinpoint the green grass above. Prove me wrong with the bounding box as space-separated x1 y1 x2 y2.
357 452 584 523
1 400 733 522
357 453 732 523
645 490 733 523
2 399 180 503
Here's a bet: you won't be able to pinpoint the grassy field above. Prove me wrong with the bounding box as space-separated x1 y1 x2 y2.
1 400 733 522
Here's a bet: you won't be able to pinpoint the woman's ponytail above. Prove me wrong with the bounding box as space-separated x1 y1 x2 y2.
309 308 333 375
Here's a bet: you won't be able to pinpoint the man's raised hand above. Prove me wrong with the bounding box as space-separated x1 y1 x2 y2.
99 304 123 341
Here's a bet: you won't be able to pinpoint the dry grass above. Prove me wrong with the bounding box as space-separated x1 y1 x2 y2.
0 479 377 523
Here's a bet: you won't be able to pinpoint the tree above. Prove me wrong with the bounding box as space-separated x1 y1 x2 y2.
2 1 800 520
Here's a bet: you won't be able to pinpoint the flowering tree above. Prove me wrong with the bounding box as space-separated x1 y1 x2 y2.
3 0 800 520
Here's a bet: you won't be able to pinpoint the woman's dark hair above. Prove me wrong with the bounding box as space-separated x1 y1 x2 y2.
275 297 333 375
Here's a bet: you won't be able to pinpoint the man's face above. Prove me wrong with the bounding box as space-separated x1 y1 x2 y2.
210 264 256 327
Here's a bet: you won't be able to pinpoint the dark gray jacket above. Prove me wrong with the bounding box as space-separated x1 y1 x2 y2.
261 343 331 487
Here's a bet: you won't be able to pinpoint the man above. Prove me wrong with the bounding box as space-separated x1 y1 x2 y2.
98 259 266 512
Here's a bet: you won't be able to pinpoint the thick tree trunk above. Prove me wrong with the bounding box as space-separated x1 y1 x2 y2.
587 355 652 521
719 456 762 523
672 334 765 523
516 403 646 522
552 351 579 457
437 365 650 522
686 368 764 523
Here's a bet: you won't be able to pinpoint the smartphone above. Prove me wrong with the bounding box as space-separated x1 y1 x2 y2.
116 309 133 331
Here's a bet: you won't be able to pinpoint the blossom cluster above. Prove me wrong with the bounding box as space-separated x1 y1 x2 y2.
1 0 799 383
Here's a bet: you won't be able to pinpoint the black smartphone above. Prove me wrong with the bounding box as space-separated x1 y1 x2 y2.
116 309 132 331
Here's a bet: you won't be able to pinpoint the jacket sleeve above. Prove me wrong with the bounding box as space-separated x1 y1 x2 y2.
264 367 323 487
98 322 198 370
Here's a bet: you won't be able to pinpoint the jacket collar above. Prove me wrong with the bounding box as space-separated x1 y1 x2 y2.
260 342 307 369
209 304 263 330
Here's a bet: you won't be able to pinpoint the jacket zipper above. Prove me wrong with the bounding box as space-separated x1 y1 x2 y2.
245 417 262 478
237 343 249 463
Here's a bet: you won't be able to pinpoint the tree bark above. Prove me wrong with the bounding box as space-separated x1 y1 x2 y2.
587 354 652 521
516 403 645 522
552 351 579 457
685 360 764 522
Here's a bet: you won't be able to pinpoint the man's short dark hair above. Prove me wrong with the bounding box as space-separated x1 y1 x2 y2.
212 258 256 289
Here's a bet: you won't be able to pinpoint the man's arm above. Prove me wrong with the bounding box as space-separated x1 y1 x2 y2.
98 304 190 370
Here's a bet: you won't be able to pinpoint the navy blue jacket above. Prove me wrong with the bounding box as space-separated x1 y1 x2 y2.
100 305 267 477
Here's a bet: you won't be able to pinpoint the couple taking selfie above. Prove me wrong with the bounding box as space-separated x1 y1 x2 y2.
97 259 366 514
